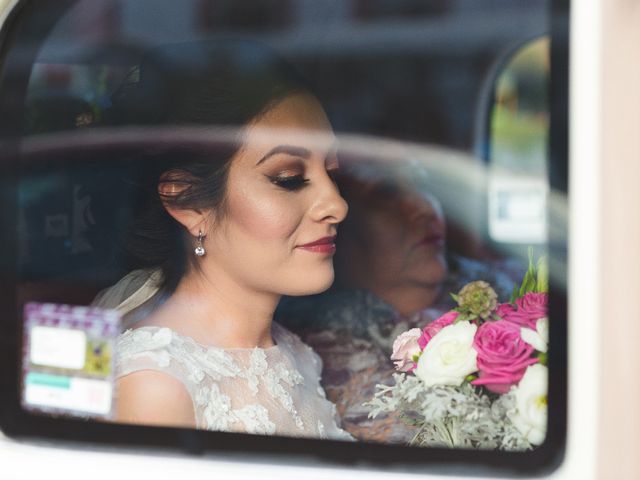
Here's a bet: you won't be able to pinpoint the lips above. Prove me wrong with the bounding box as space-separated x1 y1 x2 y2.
297 236 337 254
417 232 445 248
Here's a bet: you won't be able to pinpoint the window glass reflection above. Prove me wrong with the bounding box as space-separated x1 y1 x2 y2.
12 0 554 452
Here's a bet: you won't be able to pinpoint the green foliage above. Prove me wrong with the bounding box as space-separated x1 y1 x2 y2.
537 352 548 366
536 255 549 293
510 248 548 303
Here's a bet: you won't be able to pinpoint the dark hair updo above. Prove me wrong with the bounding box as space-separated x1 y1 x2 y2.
109 40 312 292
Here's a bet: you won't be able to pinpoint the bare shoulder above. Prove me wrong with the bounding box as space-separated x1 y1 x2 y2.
116 370 196 428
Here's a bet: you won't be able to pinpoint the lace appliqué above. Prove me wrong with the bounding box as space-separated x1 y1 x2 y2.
264 360 305 430
243 348 268 395
180 340 243 385
242 348 306 431
234 405 276 435
195 384 233 431
317 420 327 439
117 327 173 368
194 383 276 435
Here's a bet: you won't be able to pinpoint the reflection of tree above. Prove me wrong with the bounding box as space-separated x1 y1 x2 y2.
491 106 548 175
490 38 549 175
498 38 549 115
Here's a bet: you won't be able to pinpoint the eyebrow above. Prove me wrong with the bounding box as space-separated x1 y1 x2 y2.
255 145 312 166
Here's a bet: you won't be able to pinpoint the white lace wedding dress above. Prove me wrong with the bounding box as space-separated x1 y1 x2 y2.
94 269 353 440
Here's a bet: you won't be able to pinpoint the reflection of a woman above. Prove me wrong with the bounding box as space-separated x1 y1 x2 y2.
279 160 518 443
93 42 352 439
335 163 448 317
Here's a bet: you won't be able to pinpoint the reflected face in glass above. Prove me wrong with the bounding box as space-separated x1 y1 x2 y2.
204 93 348 296
340 171 447 292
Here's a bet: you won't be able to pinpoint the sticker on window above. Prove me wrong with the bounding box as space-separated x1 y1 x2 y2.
21 303 120 419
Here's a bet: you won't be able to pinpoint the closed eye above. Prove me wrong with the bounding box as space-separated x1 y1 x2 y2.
268 174 310 191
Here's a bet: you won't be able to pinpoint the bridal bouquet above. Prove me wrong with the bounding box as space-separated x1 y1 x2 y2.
365 255 549 450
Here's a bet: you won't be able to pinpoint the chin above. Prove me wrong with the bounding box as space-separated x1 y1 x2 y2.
285 269 335 296
414 256 448 285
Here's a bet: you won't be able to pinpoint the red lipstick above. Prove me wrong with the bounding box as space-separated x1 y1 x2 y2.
297 236 337 254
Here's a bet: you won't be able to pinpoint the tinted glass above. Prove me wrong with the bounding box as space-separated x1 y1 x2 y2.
0 0 566 474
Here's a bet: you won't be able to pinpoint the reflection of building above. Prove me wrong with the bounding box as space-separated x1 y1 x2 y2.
196 0 294 31
17 0 552 281
33 0 547 150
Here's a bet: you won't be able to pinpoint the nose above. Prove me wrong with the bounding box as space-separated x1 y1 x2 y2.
404 191 444 227
309 173 349 225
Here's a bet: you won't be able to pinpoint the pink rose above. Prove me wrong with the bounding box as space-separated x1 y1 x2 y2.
495 302 516 319
516 292 548 323
391 328 422 372
495 302 532 326
418 311 459 350
471 320 539 394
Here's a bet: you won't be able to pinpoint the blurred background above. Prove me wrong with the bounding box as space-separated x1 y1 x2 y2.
13 0 551 300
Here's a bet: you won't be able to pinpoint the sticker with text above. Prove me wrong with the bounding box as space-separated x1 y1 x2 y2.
21 303 120 419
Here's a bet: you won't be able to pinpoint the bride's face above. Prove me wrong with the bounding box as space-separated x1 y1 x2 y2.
203 93 348 296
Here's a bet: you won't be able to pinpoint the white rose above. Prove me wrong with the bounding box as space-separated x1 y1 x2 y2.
520 317 549 353
414 321 478 387
509 364 548 445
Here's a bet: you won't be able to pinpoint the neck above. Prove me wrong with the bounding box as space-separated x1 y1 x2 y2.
154 266 280 349
370 282 443 318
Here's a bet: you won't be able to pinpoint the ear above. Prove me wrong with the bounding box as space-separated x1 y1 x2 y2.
158 171 212 237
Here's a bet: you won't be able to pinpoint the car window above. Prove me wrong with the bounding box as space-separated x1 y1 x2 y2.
0 0 566 475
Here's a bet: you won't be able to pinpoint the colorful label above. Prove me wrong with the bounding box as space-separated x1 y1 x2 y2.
21 302 120 420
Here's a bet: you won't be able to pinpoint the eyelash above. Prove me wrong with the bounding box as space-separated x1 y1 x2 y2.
269 174 310 191
269 168 340 192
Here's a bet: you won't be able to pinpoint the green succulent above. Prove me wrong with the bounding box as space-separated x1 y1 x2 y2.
451 280 498 322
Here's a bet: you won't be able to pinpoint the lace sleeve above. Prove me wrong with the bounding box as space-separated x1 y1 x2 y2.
115 327 202 416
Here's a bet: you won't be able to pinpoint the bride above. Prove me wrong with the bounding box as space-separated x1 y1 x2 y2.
92 41 351 440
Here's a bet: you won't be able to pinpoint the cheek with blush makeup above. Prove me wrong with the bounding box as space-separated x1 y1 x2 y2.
202 156 341 296
196 93 347 297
